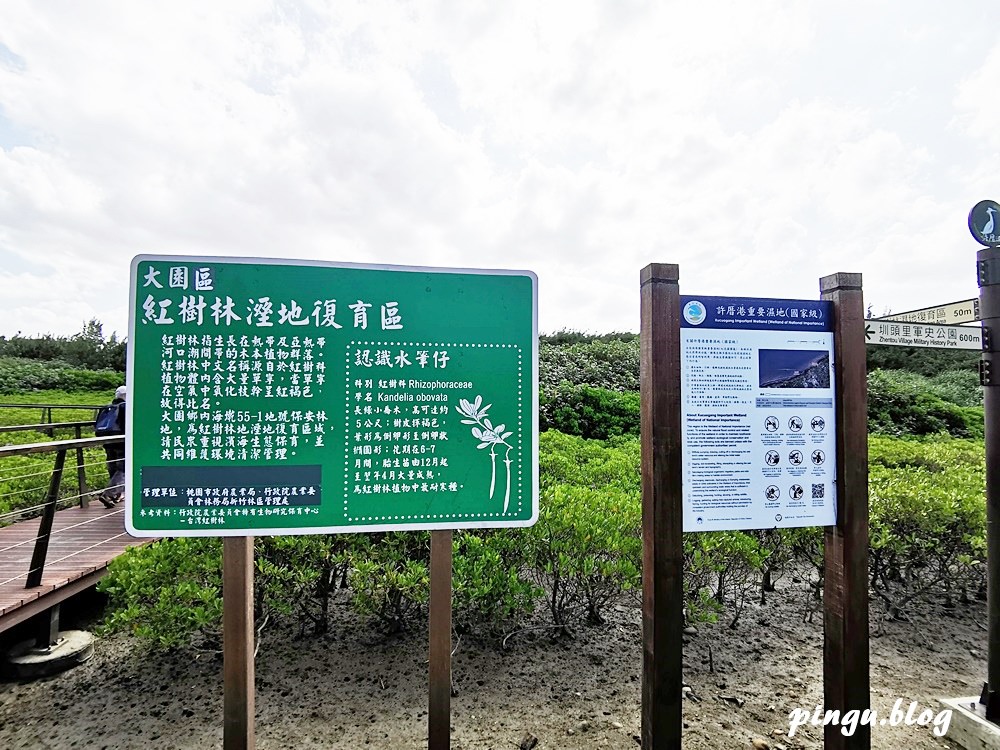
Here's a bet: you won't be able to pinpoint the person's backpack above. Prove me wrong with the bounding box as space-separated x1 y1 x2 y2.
95 402 124 436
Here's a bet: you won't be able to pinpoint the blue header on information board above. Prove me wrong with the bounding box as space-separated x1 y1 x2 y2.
680 296 834 332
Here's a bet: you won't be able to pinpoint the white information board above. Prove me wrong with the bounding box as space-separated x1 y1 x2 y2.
680 296 837 532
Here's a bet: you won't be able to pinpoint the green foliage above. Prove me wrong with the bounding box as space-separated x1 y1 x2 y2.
540 383 640 439
98 538 224 648
868 432 982 471
536 336 985 447
539 338 639 393
535 433 646 628
5 324 989 647
866 345 979 377
691 531 767 628
868 435 986 621
540 330 638 346
868 368 983 408
346 532 430 633
0 357 122 394
927 369 983 407
0 334 65 361
867 369 984 438
92 431 988 646
682 528 795 627
538 430 640 493
254 535 352 635
526 484 641 628
0 318 126 373
0 449 113 520
0 390 108 422
452 530 540 633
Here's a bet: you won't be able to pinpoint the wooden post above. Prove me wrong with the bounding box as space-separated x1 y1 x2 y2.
428 530 453 750
26 449 67 588
819 273 870 750
639 263 684 750
223 536 255 750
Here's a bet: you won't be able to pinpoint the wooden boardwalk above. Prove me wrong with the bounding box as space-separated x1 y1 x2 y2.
0 503 148 634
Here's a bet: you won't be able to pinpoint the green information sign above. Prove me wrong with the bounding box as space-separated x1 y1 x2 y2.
126 255 538 537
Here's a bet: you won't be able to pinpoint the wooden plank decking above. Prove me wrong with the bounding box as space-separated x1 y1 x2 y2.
0 503 149 633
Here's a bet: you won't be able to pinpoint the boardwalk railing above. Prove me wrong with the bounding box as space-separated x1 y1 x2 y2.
0 420 95 435
1 422 100 497
0 435 124 590
0 403 103 429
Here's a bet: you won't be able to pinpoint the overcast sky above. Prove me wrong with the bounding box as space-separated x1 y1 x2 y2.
1 1 998 339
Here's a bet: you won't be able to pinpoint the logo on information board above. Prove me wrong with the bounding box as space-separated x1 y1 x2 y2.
682 300 707 325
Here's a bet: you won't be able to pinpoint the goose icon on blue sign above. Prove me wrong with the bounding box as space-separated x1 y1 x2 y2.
683 300 707 325
969 199 1000 247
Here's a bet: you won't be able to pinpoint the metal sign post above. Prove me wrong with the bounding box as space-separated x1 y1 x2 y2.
980 245 1000 720
973 200 1000 720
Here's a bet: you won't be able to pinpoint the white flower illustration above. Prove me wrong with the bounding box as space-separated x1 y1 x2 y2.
456 394 516 512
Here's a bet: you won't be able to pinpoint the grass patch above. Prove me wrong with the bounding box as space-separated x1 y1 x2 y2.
0 390 115 519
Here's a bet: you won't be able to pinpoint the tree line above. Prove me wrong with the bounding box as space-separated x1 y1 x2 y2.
0 319 126 372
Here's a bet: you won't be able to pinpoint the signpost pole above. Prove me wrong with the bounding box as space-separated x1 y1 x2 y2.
639 263 683 750
223 536 255 750
429 529 453 750
819 273 870 750
978 246 1000 720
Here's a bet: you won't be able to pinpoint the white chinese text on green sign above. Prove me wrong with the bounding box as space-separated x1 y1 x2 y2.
126 256 538 537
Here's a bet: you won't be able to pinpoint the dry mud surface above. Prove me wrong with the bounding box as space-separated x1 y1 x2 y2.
0 582 986 749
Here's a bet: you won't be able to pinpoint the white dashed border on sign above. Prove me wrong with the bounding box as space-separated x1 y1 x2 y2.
343 342 523 522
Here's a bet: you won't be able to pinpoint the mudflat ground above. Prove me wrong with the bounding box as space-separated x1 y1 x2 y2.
0 580 985 749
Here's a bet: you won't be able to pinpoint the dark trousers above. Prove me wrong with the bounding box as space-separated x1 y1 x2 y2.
104 441 125 481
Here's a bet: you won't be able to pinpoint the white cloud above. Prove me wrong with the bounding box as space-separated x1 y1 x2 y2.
0 0 997 338
955 35 1000 148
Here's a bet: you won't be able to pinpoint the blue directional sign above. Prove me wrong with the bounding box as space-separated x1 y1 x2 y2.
969 199 1000 248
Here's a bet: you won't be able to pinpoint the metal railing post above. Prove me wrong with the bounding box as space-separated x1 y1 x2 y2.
26 449 67 589
75 425 88 506
35 604 61 649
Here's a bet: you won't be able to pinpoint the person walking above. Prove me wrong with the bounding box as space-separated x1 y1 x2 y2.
95 385 126 508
